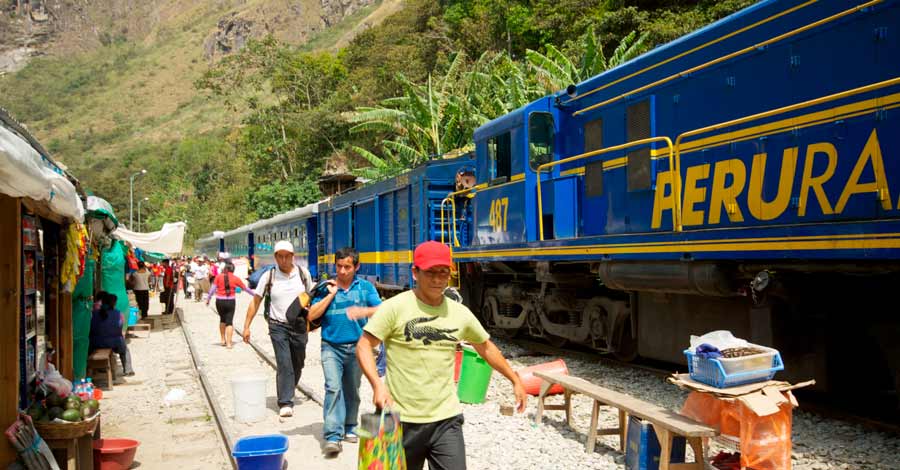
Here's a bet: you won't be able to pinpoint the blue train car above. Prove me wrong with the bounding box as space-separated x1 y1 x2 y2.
318 155 475 290
451 0 900 392
252 203 319 278
195 231 224 258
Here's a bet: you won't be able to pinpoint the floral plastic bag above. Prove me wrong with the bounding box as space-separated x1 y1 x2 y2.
358 409 406 470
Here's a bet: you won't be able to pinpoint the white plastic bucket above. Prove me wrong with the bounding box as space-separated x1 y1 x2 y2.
231 376 267 423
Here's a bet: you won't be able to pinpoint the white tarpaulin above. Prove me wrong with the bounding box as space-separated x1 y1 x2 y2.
0 122 84 221
114 222 186 255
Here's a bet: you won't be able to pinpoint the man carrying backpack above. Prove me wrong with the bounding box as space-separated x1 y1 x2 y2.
242 241 313 418
307 247 382 457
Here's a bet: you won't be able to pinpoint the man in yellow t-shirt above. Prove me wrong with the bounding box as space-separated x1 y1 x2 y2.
357 241 526 470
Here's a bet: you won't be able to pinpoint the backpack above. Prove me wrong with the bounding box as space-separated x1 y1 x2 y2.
262 265 321 332
248 264 276 290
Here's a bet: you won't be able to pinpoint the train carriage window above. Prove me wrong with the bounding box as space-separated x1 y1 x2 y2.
529 113 554 171
584 118 603 152
488 132 511 184
626 100 653 191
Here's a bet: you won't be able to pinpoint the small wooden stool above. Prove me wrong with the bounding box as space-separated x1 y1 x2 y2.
87 348 115 390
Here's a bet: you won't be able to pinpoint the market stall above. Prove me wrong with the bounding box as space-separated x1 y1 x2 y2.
0 108 87 466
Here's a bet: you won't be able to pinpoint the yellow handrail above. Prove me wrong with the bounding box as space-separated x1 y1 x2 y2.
441 187 477 248
672 76 900 224
573 0 883 116
536 136 678 240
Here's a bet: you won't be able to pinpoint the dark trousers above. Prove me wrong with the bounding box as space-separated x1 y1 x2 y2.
268 320 307 407
134 290 149 318
402 414 466 470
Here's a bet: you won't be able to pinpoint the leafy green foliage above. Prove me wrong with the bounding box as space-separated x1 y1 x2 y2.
0 0 755 247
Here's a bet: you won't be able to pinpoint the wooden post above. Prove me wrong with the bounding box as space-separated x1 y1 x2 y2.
58 291 74 380
0 195 22 466
45 223 60 374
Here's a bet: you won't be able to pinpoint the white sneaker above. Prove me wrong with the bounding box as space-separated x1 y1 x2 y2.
279 406 293 418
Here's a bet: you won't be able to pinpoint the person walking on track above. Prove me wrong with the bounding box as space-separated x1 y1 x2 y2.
242 241 313 418
308 247 382 457
194 258 210 301
357 241 527 470
207 262 254 348
129 261 152 319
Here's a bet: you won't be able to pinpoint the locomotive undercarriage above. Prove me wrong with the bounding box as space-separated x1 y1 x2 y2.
460 259 900 400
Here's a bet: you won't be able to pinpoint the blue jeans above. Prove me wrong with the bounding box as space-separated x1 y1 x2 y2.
376 344 387 377
268 321 307 407
321 341 361 443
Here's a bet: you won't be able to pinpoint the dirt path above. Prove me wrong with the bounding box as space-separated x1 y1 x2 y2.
179 293 376 468
97 293 230 469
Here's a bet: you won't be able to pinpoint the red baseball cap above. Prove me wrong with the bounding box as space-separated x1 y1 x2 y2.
414 241 452 270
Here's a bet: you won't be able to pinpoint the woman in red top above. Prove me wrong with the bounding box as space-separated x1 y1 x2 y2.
206 263 254 348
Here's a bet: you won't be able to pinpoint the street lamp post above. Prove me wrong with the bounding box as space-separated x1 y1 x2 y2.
138 197 149 232
129 169 147 229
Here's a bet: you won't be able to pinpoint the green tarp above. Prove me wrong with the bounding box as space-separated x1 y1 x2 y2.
72 255 95 379
101 240 129 325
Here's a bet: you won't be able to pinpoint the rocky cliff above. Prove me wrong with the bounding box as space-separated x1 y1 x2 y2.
0 0 376 73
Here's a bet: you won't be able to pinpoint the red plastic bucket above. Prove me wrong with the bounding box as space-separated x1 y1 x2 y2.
453 350 462 382
93 438 139 470
517 359 568 396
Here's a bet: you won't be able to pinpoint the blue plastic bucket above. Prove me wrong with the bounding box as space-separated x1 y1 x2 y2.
232 434 288 470
127 307 139 327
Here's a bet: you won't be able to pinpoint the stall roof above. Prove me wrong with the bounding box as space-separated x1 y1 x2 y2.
0 108 84 221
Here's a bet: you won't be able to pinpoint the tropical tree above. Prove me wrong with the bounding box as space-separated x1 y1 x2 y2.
526 27 649 93
346 51 544 178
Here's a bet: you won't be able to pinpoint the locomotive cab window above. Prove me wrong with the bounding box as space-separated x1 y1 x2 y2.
529 113 554 172
488 132 511 184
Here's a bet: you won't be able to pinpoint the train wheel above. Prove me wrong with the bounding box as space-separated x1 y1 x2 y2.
481 295 498 329
545 334 568 348
613 322 638 362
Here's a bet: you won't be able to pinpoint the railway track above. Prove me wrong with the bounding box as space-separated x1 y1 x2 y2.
173 304 326 469
502 333 900 435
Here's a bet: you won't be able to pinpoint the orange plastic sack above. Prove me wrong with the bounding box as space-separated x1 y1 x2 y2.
738 400 792 470
719 399 742 438
680 392 723 428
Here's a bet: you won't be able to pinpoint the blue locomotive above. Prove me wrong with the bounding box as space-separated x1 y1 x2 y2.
197 0 900 393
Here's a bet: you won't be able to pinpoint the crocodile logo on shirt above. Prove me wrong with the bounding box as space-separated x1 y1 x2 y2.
403 316 459 345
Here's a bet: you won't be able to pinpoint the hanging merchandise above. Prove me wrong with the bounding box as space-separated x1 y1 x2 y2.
101 240 130 318
61 223 88 292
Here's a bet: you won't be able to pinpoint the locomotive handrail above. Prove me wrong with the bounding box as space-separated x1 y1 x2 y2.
573 0 884 116
536 136 678 241
673 76 900 230
441 187 477 247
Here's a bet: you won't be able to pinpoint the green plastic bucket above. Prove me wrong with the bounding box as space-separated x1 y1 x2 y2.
457 346 493 404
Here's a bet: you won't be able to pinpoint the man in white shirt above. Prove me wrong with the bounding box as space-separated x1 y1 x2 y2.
242 241 313 417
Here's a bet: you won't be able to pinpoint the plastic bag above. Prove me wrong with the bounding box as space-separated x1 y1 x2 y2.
738 399 792 470
358 409 406 470
689 330 748 351
39 363 72 398
679 392 742 438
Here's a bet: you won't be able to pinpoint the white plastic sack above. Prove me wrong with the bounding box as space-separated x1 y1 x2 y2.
689 330 749 351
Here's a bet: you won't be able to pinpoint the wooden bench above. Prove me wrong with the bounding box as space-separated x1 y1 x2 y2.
127 323 151 338
534 371 717 470
87 348 115 390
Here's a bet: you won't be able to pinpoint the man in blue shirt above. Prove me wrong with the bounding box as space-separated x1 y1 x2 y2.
308 247 382 457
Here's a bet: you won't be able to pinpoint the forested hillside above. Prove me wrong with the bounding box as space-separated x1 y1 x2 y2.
0 0 753 245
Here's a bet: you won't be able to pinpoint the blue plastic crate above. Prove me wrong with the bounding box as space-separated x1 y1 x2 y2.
625 415 686 470
233 434 288 470
684 349 784 388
